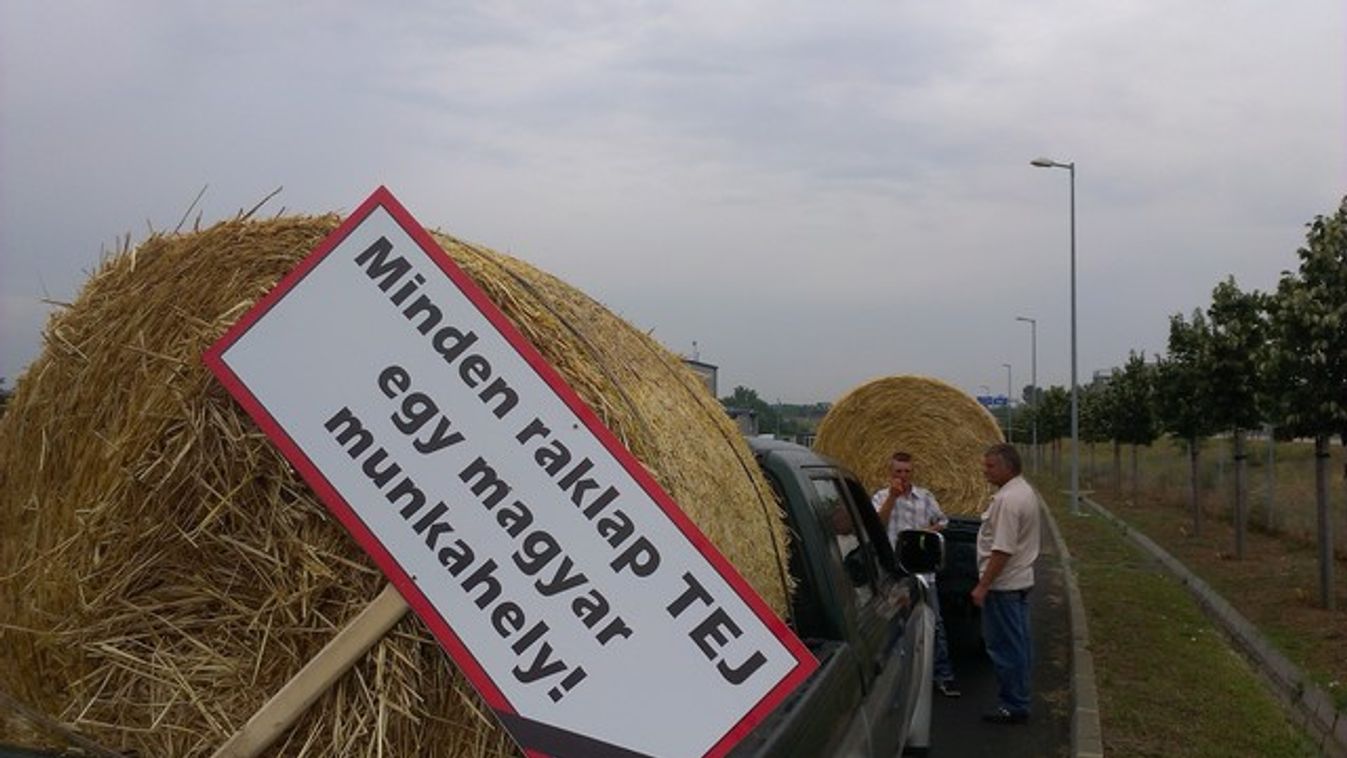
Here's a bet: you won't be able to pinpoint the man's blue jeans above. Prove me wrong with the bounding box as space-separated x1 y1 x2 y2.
983 588 1032 714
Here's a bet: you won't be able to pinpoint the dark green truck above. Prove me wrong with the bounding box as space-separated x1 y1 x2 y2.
729 437 946 757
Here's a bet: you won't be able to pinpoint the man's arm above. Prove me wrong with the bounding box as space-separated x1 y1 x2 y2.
874 489 898 531
924 491 948 531
971 550 1011 607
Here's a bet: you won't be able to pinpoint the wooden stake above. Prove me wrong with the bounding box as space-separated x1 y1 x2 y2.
211 584 409 758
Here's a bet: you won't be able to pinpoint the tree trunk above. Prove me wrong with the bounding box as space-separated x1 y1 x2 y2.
1089 442 1096 487
1131 444 1139 505
1234 429 1246 560
1264 424 1276 532
1052 440 1061 478
1189 439 1202 538
1113 440 1122 499
1315 435 1334 610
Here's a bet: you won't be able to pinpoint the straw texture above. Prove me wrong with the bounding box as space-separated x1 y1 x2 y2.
813 375 1004 515
0 214 788 757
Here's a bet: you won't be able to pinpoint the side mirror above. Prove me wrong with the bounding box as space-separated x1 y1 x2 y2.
896 529 945 574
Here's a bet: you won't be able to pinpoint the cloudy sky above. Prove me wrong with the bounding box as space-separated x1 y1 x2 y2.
1 1 1343 403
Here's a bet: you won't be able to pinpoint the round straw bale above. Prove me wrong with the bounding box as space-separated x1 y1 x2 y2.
0 214 789 757
813 375 1004 515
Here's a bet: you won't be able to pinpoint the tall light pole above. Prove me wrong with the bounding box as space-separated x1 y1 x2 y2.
1016 316 1038 473
1002 363 1014 444
1031 156 1079 515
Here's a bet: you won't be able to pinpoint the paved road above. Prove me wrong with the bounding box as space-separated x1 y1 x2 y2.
930 526 1072 757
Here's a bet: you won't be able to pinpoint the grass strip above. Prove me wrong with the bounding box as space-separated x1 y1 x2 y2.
1039 482 1317 757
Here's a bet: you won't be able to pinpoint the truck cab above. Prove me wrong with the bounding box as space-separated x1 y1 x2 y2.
731 438 940 757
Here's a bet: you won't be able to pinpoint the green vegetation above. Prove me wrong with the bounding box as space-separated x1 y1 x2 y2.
1040 481 1320 756
719 385 828 438
1056 436 1347 713
1017 196 1347 610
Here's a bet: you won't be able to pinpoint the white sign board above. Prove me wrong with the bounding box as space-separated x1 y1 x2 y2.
204 188 815 758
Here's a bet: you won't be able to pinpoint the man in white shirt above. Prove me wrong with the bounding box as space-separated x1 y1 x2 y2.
872 451 960 697
972 443 1041 724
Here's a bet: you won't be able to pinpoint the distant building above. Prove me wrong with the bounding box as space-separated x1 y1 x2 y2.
1091 367 1119 386
682 358 718 397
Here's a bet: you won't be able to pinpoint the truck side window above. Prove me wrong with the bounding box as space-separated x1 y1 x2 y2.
758 468 828 638
810 476 876 607
842 477 898 574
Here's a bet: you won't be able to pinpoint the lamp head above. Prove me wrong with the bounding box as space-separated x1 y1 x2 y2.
1030 157 1057 168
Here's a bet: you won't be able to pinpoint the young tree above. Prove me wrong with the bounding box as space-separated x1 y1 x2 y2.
1204 277 1267 559
1096 370 1127 500
1036 386 1071 477
1021 383 1043 472
1079 380 1115 488
1262 198 1347 609
1111 351 1159 505
1155 310 1219 537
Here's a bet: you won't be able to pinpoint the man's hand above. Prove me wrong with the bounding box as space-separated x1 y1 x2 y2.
971 583 989 608
888 475 905 499
973 550 1011 608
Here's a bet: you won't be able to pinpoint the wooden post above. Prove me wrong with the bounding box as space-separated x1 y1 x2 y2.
1315 436 1335 611
211 584 410 758
1234 430 1247 560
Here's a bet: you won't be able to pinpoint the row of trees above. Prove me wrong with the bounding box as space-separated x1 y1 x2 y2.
1011 196 1346 609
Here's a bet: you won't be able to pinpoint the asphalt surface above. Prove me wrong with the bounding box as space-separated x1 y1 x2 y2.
929 527 1072 757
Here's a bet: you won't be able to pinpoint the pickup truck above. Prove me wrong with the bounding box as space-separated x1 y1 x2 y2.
729 437 945 757
934 515 985 654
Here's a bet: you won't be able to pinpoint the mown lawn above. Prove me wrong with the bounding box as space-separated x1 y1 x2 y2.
1036 482 1319 757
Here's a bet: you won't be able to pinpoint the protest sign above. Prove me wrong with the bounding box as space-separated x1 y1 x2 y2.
204 187 816 757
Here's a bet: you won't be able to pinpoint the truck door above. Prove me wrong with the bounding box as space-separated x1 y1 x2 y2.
840 476 923 756
807 474 920 755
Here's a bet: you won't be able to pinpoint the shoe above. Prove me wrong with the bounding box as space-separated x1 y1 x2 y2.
935 680 962 698
982 707 1029 724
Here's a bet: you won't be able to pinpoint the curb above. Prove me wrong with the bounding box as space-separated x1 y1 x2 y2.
1039 500 1105 758
1081 496 1347 758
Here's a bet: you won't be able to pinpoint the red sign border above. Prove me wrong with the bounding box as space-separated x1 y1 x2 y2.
203 187 817 758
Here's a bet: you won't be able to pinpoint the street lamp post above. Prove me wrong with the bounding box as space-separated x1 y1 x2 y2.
1002 363 1014 444
1016 316 1037 474
1031 156 1079 515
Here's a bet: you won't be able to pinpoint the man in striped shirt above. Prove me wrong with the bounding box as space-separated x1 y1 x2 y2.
872 451 960 697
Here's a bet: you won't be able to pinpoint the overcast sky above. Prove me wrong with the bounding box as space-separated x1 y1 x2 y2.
2 1 1343 403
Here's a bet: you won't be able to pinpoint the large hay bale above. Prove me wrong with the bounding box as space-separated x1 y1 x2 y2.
813 375 1004 515
0 214 789 757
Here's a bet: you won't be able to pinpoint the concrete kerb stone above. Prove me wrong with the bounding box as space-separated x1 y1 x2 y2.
1080 496 1347 758
1039 499 1105 758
